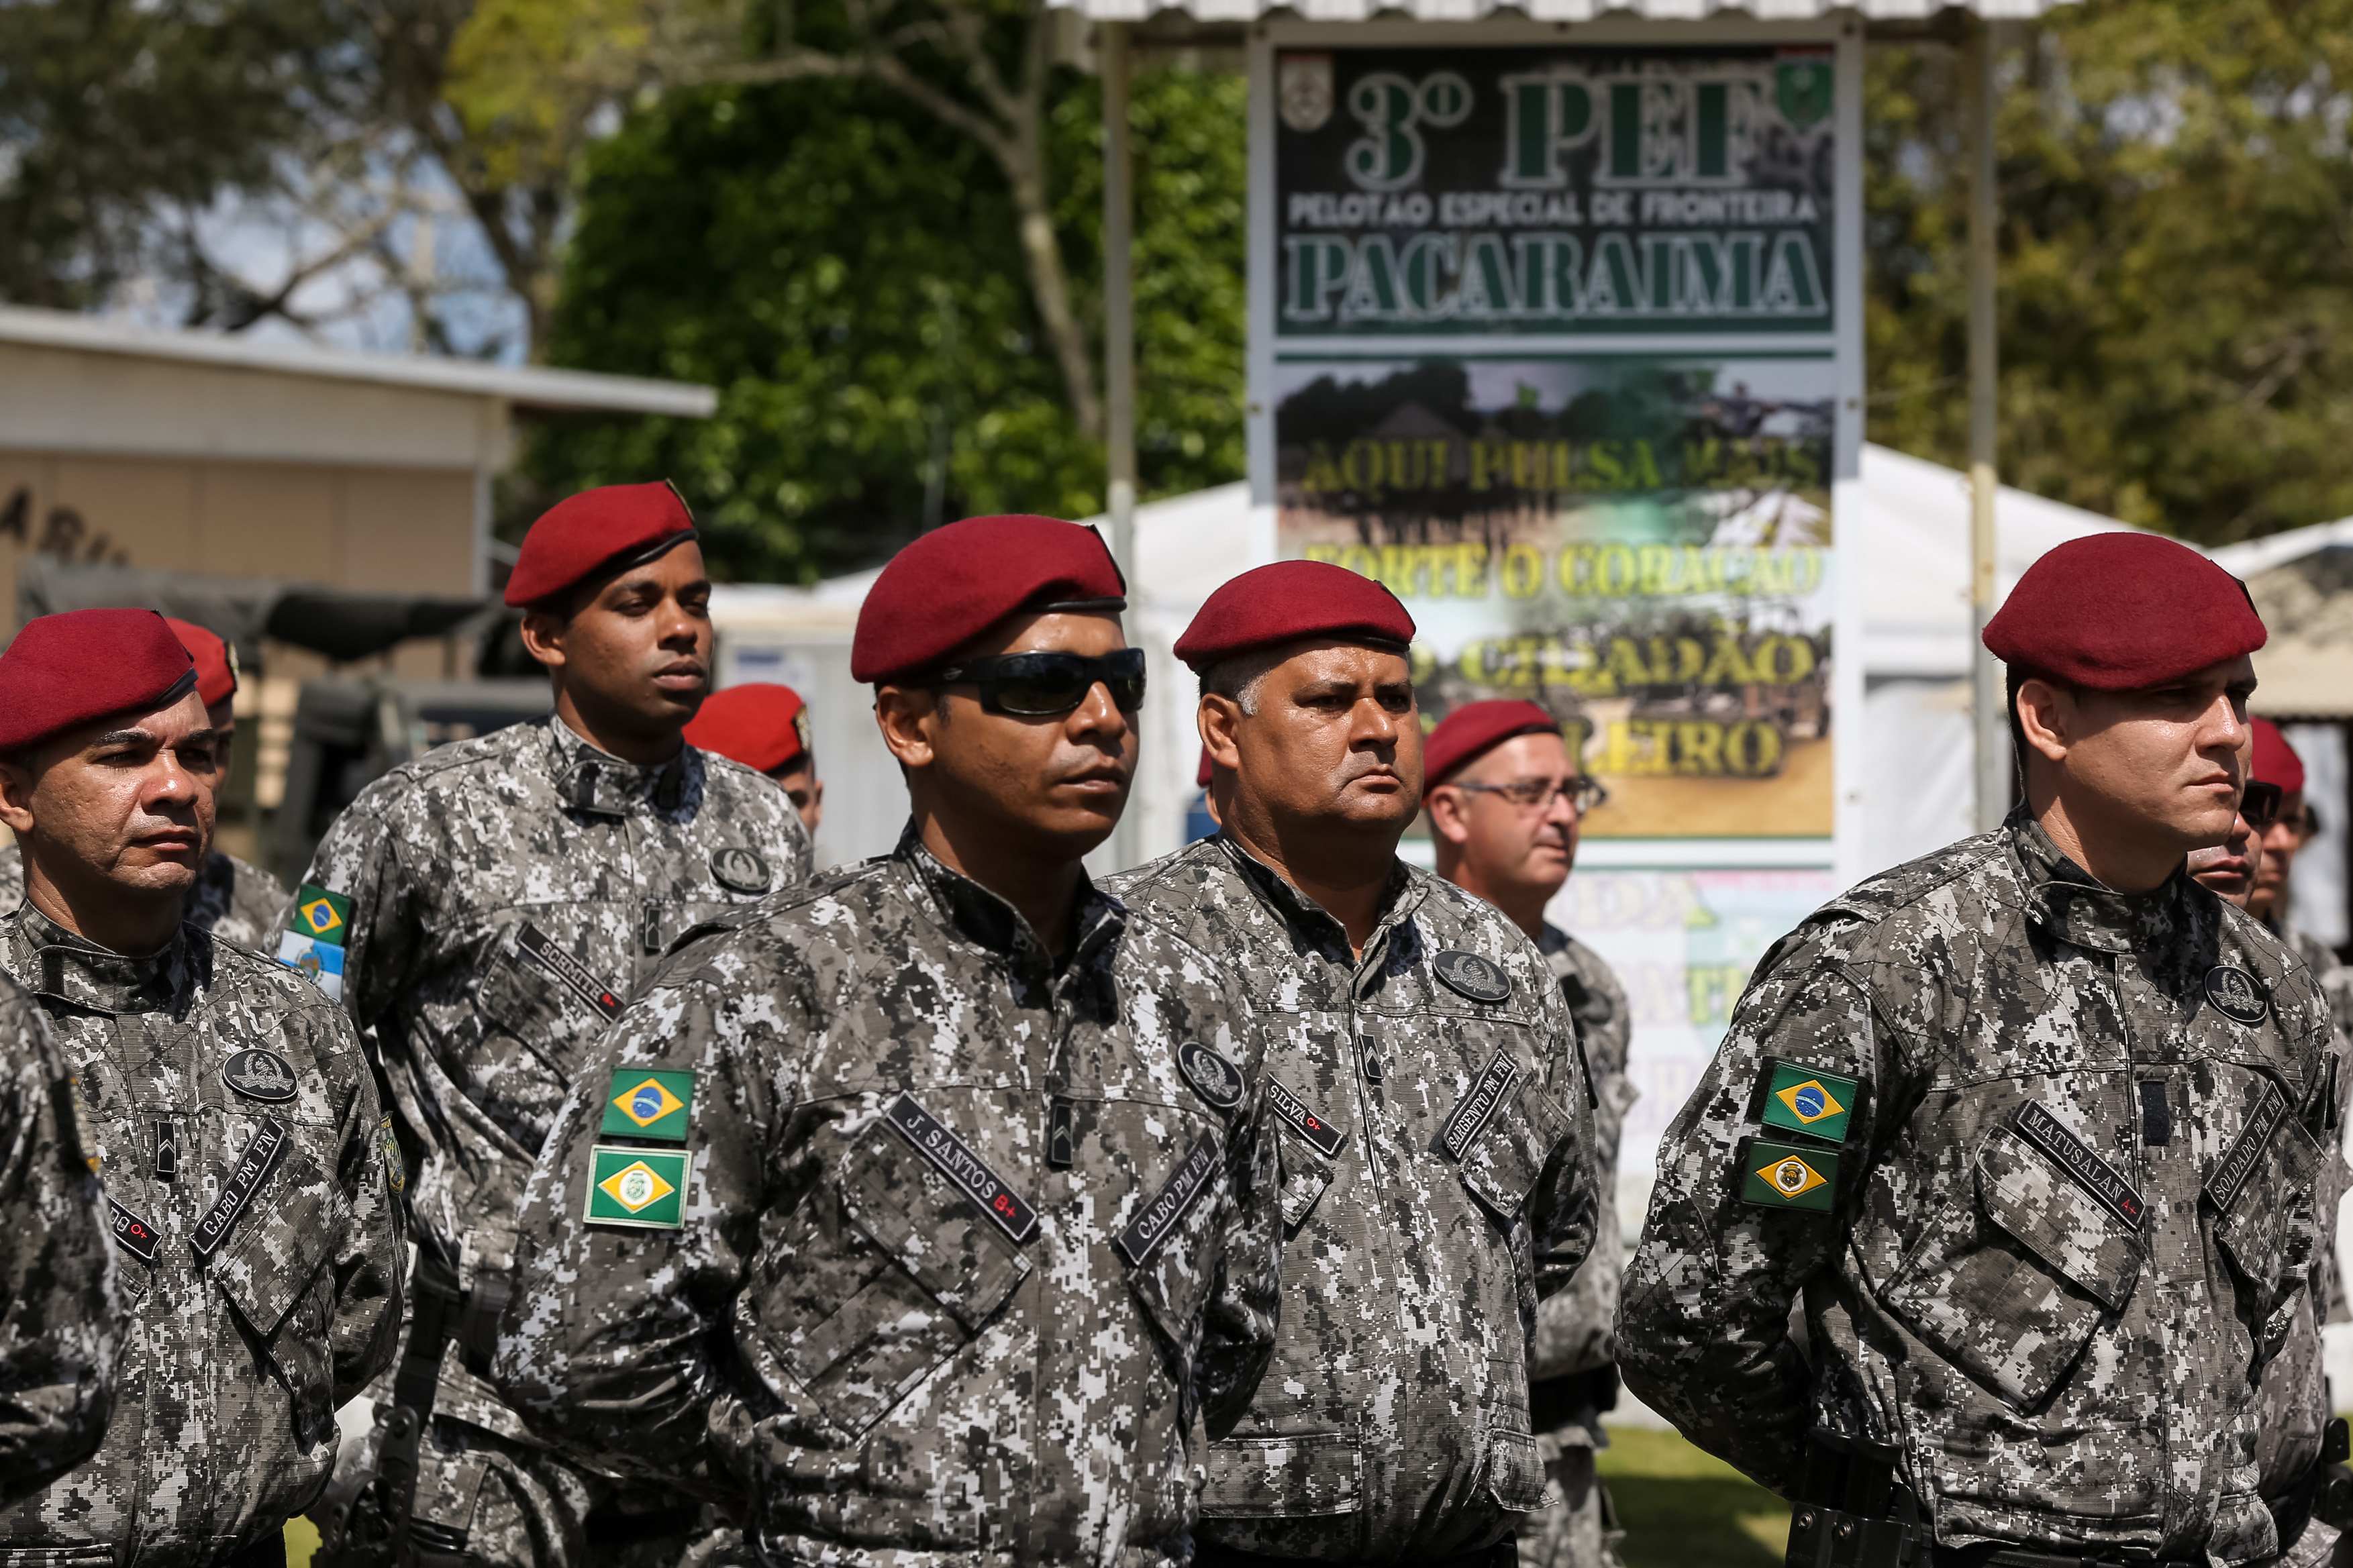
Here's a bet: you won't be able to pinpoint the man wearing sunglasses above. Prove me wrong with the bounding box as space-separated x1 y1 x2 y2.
1423 700 1632 1568
1107 561 1598 1568
1624 533 2341 1567
495 514 1284 1566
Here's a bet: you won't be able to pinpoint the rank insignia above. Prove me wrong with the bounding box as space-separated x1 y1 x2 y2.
585 1145 691 1230
1760 1059 1857 1143
600 1069 695 1143
1738 1137 1839 1212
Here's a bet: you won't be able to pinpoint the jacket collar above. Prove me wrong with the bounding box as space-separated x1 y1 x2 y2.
543 716 691 819
10 904 195 1018
892 823 1123 982
2010 808 2190 956
1212 832 1423 972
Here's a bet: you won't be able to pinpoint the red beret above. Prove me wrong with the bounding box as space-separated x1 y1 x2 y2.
1423 700 1564 794
0 609 197 753
1983 533 2264 690
685 683 812 775
2252 717 2306 796
1174 562 1415 671
503 481 697 609
852 516 1126 684
164 617 237 710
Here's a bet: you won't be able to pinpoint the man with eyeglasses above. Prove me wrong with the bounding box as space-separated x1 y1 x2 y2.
495 515 1284 1566
1423 700 1632 1568
1623 533 2342 1567
284 482 811 1568
1106 562 1598 1568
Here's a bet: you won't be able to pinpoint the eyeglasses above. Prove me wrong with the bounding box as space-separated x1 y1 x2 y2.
2241 780 2285 831
926 649 1147 717
1453 775 1609 814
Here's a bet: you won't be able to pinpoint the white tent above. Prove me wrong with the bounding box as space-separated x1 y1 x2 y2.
712 443 2143 876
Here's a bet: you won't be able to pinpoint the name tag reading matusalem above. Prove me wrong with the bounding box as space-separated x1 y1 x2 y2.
2013 1101 2146 1230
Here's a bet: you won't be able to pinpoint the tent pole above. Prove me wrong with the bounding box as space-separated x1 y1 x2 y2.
1966 18 2005 834
1103 21 1141 869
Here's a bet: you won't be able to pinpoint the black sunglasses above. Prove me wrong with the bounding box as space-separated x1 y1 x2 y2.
928 649 1148 717
2242 779 2285 831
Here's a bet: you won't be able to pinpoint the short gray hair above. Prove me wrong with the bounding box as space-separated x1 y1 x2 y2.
1199 647 1288 717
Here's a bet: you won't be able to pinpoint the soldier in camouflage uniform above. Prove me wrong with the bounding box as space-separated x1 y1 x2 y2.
1423 701 1633 1568
0 969 119 1505
283 485 811 1568
1622 533 2342 1566
1108 566 1597 1568
0 616 289 949
0 608 403 1565
495 515 1283 1565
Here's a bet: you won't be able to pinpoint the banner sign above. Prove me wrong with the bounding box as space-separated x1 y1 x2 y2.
1274 46 1837 338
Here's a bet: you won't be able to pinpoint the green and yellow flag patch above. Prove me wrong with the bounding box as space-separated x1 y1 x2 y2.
1759 1058 1856 1144
584 1146 690 1230
1739 1137 1840 1213
291 884 352 946
599 1069 695 1143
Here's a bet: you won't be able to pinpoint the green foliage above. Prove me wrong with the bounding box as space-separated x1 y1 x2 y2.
1867 5 2353 544
521 66 1246 582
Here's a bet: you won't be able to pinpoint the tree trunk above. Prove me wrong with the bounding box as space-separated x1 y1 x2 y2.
1003 158 1104 444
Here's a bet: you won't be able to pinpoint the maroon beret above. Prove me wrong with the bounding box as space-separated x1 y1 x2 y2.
685 683 811 774
1174 562 1415 671
1423 700 1564 795
503 481 697 609
2252 718 2305 796
1983 533 2264 690
0 609 197 753
164 617 237 710
852 515 1126 684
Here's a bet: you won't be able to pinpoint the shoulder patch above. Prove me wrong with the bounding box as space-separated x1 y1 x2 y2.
2205 965 2271 1025
1177 1042 1245 1110
601 1069 695 1142
711 847 773 895
1434 948 1511 1004
1738 1136 1839 1212
584 1146 690 1230
1759 1058 1857 1143
222 1047 300 1104
379 1114 405 1194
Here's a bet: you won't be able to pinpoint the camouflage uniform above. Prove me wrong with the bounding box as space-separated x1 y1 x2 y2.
285 717 811 1568
493 825 1285 1566
1621 811 2342 1565
1104 835 1598 1565
0 903 403 1567
0 970 119 1505
0 839 289 951
1517 927 1632 1568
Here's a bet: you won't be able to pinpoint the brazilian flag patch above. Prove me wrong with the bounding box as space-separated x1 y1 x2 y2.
584 1146 691 1230
290 884 352 946
1738 1137 1840 1212
599 1069 695 1143
1758 1058 1857 1144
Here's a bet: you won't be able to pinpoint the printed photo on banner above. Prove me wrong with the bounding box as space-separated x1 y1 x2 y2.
1274 353 1836 838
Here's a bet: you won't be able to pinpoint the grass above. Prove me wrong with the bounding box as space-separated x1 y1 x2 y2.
1600 1426 1792 1568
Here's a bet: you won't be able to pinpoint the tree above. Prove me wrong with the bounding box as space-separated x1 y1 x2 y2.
516 65 1246 581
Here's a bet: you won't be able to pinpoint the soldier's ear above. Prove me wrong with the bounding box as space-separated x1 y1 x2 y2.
0 755 35 839
2015 676 2074 767
1198 696 1243 775
874 684 942 772
1424 784 1472 845
517 607 569 674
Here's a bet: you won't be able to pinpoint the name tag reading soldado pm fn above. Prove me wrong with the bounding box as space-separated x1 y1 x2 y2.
882 1093 1039 1245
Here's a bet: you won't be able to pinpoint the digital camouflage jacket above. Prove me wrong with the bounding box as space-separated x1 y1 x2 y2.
1 841 289 952
284 716 809 1443
495 827 1285 1567
0 971 119 1506
1105 836 1598 1563
1621 811 2341 1565
1531 925 1634 1390
0 906 404 1568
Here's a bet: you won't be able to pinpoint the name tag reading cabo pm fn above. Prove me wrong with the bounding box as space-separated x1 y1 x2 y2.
882 1093 1038 1246
1115 1135 1220 1269
191 1118 292 1259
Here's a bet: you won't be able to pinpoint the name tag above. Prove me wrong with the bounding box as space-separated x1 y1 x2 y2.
107 1197 160 1265
517 923 622 1021
192 1118 292 1259
1115 1135 1219 1269
882 1093 1038 1245
2013 1101 2144 1230
2205 1083 2287 1216
1436 1050 1519 1163
1268 1080 1344 1159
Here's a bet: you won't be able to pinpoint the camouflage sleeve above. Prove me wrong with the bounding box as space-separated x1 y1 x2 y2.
1619 921 1891 1496
315 1003 407 1401
1528 976 1601 1304
494 962 779 1492
1533 961 1634 1381
776 795 815 887
287 778 432 1033
1199 1067 1283 1432
0 989 118 1503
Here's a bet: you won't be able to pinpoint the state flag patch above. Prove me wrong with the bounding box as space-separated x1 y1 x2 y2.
585 1145 691 1230
274 931 346 1003
1738 1136 1840 1213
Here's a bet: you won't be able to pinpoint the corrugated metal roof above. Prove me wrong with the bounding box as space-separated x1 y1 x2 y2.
1054 0 2065 22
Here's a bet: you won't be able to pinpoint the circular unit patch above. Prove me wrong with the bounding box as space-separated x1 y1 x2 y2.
2204 965 2270 1026
1179 1042 1246 1110
222 1047 299 1103
711 847 773 894
1433 949 1511 1004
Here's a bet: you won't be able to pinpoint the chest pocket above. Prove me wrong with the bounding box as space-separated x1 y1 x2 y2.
768 1115 1030 1443
208 1123 350 1451
1883 1122 2142 1410
476 923 621 1057
2211 1095 2321 1348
